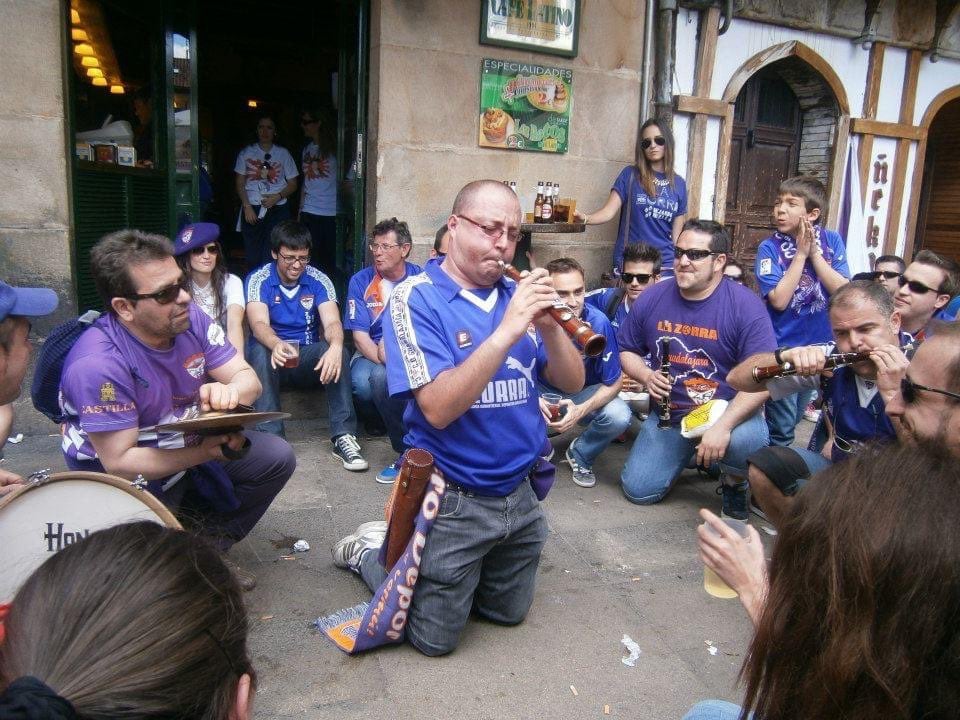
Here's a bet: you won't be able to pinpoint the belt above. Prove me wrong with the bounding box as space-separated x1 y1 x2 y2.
442 464 537 499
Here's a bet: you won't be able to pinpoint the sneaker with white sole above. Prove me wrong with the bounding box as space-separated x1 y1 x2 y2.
331 520 388 573
375 464 399 485
564 441 596 488
332 434 368 471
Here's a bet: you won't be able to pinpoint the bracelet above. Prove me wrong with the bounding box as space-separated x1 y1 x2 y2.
774 347 785 365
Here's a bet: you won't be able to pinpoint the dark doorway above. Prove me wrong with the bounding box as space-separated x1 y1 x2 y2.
916 97 960 263
724 69 801 266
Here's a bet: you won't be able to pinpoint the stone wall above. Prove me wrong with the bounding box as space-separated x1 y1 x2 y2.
0 0 74 435
367 0 646 284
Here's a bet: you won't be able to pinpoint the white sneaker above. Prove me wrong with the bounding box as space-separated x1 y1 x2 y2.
331 520 388 573
564 441 596 488
332 434 369 471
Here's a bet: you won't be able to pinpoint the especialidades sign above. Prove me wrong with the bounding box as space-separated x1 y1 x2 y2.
480 0 581 58
478 58 572 154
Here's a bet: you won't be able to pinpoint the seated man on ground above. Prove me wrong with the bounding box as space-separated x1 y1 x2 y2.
727 280 910 528
894 249 959 340
585 242 661 332
246 220 367 471
429 222 450 264
617 219 776 520
0 280 58 496
59 230 295 585
344 217 422 483
332 179 584 656
542 258 630 488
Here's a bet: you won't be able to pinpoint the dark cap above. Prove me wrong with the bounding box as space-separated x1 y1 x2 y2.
174 222 220 256
0 281 58 323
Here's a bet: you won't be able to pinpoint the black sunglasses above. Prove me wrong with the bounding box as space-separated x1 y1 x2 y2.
127 276 189 305
897 275 942 295
900 376 960 404
641 136 666 150
673 247 716 262
622 272 654 284
190 243 219 256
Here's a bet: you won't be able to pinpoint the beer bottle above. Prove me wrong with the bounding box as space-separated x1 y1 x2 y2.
542 182 554 223
534 181 545 223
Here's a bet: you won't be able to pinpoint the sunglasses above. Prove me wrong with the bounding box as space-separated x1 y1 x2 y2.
673 247 716 262
622 272 654 284
900 376 960 404
871 270 902 280
641 136 666 150
897 275 942 295
190 243 219 256
127 276 189 305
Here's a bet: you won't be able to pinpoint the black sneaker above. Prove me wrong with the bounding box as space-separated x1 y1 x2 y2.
719 475 749 521
332 434 369 472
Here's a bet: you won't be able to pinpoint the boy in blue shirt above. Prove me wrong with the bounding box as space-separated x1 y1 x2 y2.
754 176 849 446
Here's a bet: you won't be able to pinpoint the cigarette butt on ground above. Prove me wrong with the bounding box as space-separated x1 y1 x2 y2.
604 705 611 715
570 685 578 697
260 615 274 620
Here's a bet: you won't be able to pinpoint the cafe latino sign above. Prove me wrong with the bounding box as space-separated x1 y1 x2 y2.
480 0 581 58
478 58 573 154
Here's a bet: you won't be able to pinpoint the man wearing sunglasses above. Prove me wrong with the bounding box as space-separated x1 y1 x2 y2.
893 250 959 340
585 242 661 331
247 220 367 472
873 254 906 295
618 219 776 520
728 280 910 528
886 322 960 451
58 230 296 586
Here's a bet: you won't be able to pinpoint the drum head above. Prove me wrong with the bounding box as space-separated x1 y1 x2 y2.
0 471 180 603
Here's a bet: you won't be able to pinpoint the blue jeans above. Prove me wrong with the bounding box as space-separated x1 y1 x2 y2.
240 203 290 269
360 479 547 656
765 388 815 447
541 383 632 467
621 411 768 504
683 700 750 720
248 337 357 439
350 355 407 454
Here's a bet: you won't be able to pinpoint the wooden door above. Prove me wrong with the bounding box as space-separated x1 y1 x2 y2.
725 70 802 267
917 98 960 263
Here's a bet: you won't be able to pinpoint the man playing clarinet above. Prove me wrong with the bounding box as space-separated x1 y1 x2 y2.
618 219 776 519
727 280 910 527
331 179 584 656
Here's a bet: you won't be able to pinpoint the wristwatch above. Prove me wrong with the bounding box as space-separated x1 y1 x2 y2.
774 347 786 365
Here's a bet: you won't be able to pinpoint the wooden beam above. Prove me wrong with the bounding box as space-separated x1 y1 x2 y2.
684 6 721 218
674 94 729 118
858 42 885 204
850 118 926 141
884 49 924 254
824 114 851 229
713 103 736 224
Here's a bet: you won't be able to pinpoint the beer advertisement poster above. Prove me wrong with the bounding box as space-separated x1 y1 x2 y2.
478 58 572 154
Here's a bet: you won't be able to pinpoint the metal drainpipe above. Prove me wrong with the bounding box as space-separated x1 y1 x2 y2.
639 0 656 127
653 0 677 126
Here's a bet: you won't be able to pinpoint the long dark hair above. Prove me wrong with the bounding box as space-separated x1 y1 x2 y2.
0 522 254 719
636 117 677 199
177 242 229 323
740 443 960 719
305 107 336 159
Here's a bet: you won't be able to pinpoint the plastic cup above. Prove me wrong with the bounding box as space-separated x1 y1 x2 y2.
702 518 749 599
542 392 563 421
282 340 300 369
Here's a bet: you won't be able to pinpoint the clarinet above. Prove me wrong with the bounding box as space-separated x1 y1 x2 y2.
751 341 916 383
657 337 672 429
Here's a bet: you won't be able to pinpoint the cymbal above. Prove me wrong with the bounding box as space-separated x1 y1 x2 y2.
156 410 290 435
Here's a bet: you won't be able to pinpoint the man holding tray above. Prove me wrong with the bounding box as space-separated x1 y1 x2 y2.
331 180 584 656
58 230 295 587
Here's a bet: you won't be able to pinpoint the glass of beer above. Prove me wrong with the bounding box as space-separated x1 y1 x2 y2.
282 340 300 369
542 392 563 421
702 518 749 599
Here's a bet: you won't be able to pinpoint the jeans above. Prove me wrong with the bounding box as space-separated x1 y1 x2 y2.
350 355 407 453
541 383 632 467
682 700 749 720
621 411 768 504
240 203 290 269
248 337 357 439
765 388 815 447
359 479 547 656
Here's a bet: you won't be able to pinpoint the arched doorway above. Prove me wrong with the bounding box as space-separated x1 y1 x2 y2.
724 56 840 266
916 97 960 263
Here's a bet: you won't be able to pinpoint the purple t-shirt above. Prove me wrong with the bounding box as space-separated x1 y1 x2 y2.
59 304 236 466
617 278 776 425
612 166 687 271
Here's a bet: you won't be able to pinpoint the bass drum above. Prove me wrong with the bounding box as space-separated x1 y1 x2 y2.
0 471 180 602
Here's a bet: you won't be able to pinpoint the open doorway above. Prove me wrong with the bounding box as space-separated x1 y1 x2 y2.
916 97 960 263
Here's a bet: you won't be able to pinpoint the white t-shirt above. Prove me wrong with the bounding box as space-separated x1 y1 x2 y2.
300 142 338 216
191 273 244 327
233 144 298 205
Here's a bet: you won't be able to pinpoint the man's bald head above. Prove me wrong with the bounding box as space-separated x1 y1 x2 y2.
452 180 520 219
